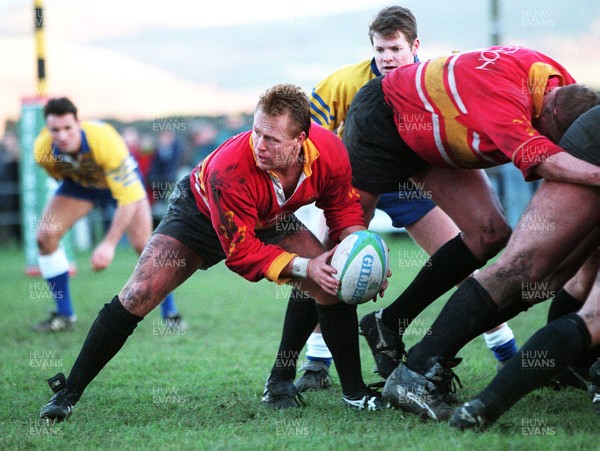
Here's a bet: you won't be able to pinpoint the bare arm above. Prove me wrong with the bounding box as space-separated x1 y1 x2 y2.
534 152 600 186
91 201 141 270
357 188 380 225
103 202 139 246
338 225 366 242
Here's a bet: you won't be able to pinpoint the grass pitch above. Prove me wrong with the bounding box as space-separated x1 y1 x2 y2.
0 235 597 450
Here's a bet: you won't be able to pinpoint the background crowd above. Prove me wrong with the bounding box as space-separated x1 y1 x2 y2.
0 110 535 248
0 113 252 245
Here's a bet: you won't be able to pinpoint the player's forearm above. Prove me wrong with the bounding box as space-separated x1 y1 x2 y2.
339 225 366 242
102 202 138 246
534 152 600 187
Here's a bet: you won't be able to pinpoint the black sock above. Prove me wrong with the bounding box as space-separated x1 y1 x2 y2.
66 296 142 402
547 288 582 323
545 289 597 368
317 302 365 397
477 298 531 332
269 289 318 382
406 278 499 374
548 289 600 369
382 234 481 334
477 313 591 421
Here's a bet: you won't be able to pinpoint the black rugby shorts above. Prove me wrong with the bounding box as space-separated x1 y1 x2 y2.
154 176 305 270
559 105 600 167
343 76 429 194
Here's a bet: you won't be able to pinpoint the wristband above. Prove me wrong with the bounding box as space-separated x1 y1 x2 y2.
291 257 310 278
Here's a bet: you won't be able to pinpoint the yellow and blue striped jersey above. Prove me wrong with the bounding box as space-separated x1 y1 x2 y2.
34 121 146 206
309 59 380 137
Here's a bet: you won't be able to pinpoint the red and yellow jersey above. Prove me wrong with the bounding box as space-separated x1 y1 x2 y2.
34 121 146 206
382 46 576 179
190 125 365 284
310 59 379 136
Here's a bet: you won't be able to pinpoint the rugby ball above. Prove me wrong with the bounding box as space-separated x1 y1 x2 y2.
331 230 389 305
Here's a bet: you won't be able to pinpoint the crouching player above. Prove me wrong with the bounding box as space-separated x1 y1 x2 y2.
39 84 390 422
449 106 600 429
33 97 184 333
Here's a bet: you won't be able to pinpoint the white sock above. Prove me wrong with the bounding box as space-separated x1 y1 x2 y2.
484 323 517 362
306 332 332 359
483 323 514 349
38 247 70 279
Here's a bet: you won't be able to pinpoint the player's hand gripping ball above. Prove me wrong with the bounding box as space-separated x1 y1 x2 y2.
331 230 389 305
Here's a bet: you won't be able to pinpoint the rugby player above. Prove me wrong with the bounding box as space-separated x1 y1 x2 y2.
278 6 517 396
341 46 600 420
33 98 184 333
39 84 389 422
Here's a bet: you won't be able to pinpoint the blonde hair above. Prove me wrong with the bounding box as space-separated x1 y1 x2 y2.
256 84 311 137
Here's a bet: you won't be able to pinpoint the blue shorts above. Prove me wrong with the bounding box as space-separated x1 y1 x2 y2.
376 190 436 228
56 178 116 209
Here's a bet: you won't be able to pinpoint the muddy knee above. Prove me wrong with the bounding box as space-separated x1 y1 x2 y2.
465 218 512 261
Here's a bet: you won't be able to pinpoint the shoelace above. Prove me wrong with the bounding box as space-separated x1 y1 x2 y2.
294 392 306 407
268 390 306 408
264 381 306 408
441 367 462 395
54 390 74 408
431 358 462 396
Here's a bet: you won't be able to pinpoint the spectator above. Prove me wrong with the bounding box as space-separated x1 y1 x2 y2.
148 130 184 215
215 114 248 146
123 128 156 203
189 122 219 165
0 130 21 242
